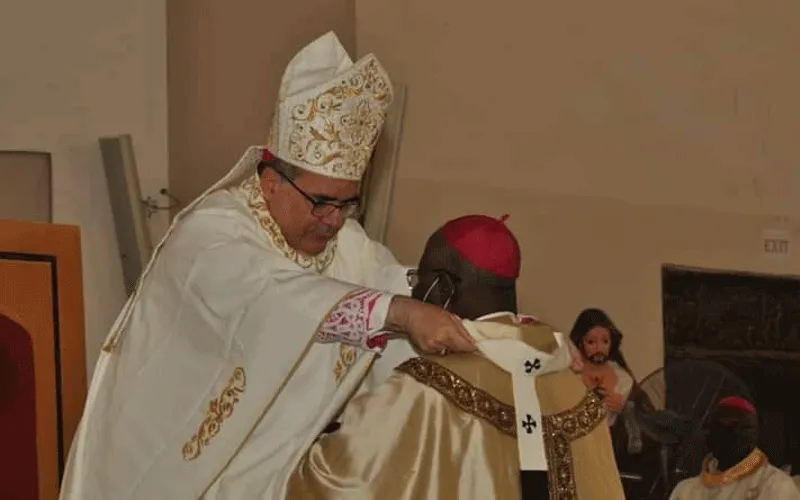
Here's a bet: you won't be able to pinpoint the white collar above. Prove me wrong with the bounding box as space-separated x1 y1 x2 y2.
232 173 337 272
476 311 516 321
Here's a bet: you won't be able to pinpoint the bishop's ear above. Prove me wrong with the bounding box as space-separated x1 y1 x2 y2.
259 169 281 201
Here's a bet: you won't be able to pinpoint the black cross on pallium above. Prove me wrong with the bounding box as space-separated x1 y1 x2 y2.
522 414 537 434
524 358 541 374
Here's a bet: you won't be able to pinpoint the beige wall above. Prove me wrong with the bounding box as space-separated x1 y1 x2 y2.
0 152 52 222
0 0 168 378
167 0 355 204
356 1 800 378
390 180 800 378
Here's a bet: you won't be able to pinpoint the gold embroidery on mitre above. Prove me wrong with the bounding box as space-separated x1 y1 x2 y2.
700 448 767 488
182 367 246 461
396 358 517 435
334 344 359 385
269 57 392 181
237 174 336 273
542 391 605 500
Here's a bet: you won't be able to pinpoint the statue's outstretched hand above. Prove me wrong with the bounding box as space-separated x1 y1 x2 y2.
602 391 626 413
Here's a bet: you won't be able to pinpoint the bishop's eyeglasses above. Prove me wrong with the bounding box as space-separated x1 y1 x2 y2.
406 268 458 310
273 168 361 219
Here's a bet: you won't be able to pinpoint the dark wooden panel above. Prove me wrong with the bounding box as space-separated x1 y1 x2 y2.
662 264 800 471
662 265 800 355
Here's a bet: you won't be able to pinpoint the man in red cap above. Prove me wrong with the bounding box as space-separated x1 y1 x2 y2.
286 215 625 499
670 396 799 499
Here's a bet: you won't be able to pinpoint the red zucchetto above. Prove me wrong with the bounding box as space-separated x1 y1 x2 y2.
441 214 521 279
717 396 756 414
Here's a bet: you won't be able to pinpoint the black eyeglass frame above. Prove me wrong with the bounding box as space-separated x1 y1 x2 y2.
272 167 361 219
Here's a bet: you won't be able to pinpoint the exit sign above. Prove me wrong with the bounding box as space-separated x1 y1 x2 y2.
763 229 791 259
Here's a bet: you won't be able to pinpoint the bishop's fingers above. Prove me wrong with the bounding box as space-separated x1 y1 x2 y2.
449 314 477 345
443 319 477 353
452 314 477 347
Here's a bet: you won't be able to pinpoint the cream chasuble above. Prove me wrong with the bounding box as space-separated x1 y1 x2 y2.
670 449 800 500
59 147 417 500
287 313 625 499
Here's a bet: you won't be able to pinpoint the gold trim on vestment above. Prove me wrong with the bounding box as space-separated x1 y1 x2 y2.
396 357 517 436
182 367 247 461
198 301 336 494
334 345 359 385
239 174 337 273
543 390 605 499
237 175 356 384
700 448 767 488
396 357 606 499
325 351 381 434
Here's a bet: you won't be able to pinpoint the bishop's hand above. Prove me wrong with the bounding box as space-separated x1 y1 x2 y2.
386 296 476 354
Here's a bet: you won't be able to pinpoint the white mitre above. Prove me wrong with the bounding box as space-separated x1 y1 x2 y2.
265 31 394 181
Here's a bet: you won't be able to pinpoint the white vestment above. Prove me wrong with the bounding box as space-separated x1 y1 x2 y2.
59 147 417 500
670 451 800 500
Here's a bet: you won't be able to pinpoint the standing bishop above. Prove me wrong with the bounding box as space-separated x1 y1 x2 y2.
59 31 474 500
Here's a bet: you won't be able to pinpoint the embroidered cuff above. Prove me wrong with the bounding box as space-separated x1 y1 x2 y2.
316 288 393 351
